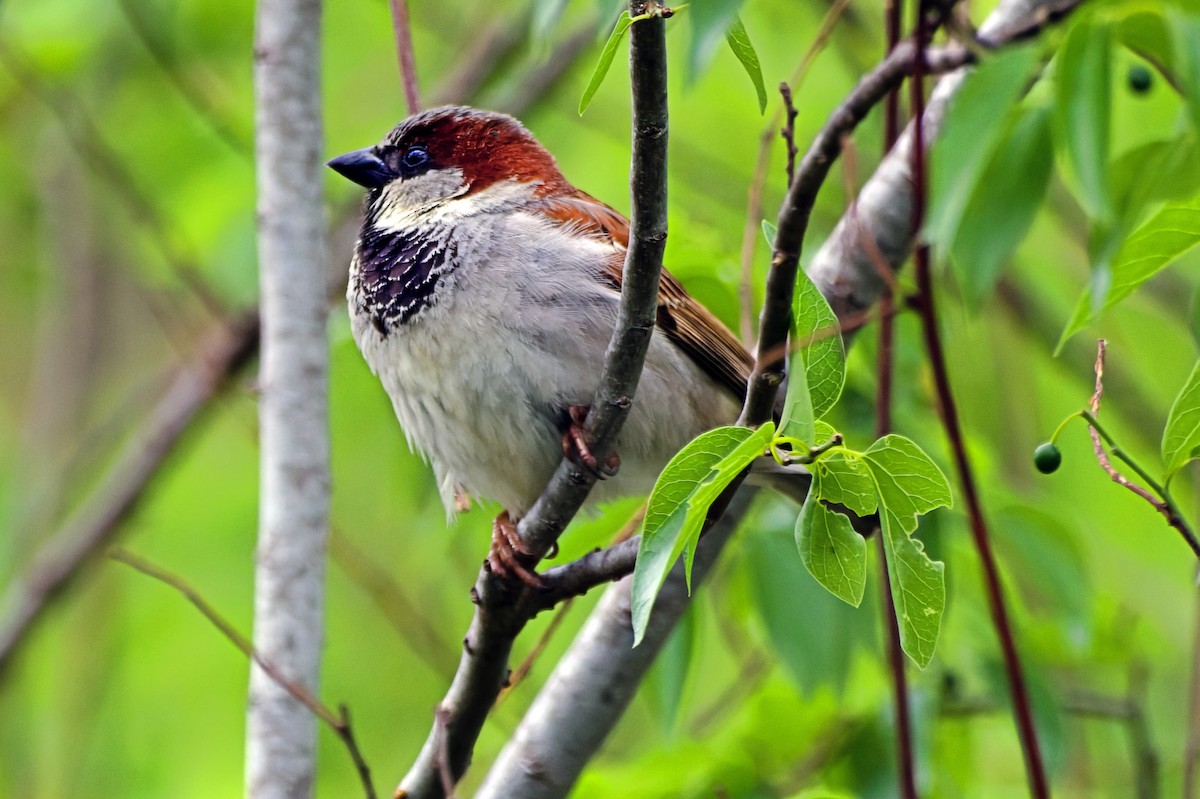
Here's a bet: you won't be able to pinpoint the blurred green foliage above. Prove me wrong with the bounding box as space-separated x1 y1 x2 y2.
2 0 1200 796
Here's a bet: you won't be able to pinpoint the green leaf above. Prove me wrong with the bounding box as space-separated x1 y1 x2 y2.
795 482 867 607
686 0 745 81
948 102 1054 308
863 434 952 668
1111 133 1200 228
1060 196 1200 344
862 435 954 522
779 347 815 444
725 17 767 113
926 43 1042 251
631 423 775 644
762 219 777 248
1055 21 1113 221
879 531 945 669
794 268 845 418
1163 360 1200 478
814 452 877 517
579 11 634 115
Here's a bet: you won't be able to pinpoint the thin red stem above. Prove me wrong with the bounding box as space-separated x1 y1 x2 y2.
908 4 1049 795
876 0 915 793
388 0 421 114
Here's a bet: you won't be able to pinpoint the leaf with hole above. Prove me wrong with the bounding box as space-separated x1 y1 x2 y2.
863 435 951 668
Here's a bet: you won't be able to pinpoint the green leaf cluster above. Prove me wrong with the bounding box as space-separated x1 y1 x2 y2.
633 268 951 667
927 2 1200 343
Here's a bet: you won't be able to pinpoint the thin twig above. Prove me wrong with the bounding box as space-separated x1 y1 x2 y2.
1085 341 1200 557
780 83 799 187
873 0 915 787
111 549 377 799
736 0 853 343
388 0 421 113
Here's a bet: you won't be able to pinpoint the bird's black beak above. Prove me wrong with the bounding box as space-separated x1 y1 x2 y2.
327 147 394 189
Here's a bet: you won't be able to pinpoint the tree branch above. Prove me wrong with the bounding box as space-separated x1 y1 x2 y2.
473 491 756 799
807 0 1082 316
394 5 672 797
387 0 421 114
0 313 259 675
247 0 330 794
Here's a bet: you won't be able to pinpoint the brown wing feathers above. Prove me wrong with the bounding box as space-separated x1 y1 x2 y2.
539 189 753 401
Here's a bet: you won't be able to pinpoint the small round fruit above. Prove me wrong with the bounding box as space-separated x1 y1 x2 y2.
1033 442 1062 474
1128 65 1152 94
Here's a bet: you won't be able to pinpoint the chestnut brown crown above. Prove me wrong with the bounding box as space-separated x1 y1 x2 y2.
328 106 569 196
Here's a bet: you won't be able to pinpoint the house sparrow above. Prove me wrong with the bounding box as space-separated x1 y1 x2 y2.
328 105 754 586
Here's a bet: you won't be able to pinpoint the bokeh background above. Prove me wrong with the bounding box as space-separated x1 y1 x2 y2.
0 0 1197 796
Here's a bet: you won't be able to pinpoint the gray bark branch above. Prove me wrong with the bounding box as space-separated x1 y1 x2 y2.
246 0 330 796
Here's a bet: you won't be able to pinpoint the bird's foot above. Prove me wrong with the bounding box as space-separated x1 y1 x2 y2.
561 405 620 478
486 511 545 589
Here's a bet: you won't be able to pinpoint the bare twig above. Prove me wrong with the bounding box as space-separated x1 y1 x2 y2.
780 83 799 187
0 314 259 674
111 550 377 799
1085 341 1200 557
873 0 915 790
388 0 422 113
736 0 853 342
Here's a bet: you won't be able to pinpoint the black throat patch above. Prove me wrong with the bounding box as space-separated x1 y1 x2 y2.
353 217 456 334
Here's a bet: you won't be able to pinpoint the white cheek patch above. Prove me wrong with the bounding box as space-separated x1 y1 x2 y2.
371 175 540 233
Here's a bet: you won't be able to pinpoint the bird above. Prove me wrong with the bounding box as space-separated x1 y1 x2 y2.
328 105 755 587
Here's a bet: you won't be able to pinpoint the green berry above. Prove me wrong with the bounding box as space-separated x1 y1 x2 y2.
1128 65 1152 94
1033 442 1062 474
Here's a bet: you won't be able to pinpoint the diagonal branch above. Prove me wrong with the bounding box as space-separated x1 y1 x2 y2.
0 313 259 675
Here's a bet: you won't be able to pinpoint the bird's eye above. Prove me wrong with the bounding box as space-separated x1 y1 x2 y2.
401 146 431 172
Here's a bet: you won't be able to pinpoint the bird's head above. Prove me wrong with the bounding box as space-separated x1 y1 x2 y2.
327 105 568 229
